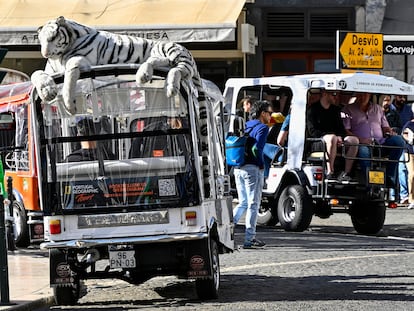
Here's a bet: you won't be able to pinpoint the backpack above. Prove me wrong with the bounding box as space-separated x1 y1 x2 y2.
225 123 259 166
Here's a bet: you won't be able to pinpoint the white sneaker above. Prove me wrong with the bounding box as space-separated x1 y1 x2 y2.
408 203 414 210
400 197 409 204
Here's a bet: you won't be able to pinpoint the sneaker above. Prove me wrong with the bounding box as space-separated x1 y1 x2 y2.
243 238 266 249
400 197 409 205
408 203 414 210
337 172 351 182
326 173 336 180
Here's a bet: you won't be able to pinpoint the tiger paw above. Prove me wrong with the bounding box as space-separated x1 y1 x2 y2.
62 88 77 115
166 84 178 97
136 63 153 84
31 70 58 101
166 68 181 97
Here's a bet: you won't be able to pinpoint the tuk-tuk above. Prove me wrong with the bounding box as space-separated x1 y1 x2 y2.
224 72 414 234
37 65 234 304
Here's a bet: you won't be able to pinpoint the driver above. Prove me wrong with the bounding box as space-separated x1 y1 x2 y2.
65 118 115 162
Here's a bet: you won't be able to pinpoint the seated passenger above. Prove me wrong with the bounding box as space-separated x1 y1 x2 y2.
65 118 115 162
276 112 290 158
263 99 288 176
129 117 186 158
342 92 405 187
306 89 359 181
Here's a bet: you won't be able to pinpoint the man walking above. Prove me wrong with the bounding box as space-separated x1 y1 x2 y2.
233 100 272 249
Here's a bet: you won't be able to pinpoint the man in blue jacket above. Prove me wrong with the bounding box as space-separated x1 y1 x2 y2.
233 100 272 249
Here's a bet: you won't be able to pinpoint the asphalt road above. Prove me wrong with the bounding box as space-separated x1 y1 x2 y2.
39 208 414 311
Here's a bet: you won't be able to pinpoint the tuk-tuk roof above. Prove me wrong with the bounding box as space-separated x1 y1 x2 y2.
0 81 32 113
225 72 414 96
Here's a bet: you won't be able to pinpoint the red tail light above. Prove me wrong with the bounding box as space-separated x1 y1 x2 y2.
314 172 323 181
49 219 61 234
388 202 398 209
185 211 197 226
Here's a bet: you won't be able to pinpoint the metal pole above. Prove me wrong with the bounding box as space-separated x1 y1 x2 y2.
0 192 10 303
6 177 15 251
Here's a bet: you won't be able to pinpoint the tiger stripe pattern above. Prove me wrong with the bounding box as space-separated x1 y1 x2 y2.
31 16 211 197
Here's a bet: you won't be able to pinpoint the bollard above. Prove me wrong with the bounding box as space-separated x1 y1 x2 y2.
6 177 15 251
0 192 10 304
0 158 10 303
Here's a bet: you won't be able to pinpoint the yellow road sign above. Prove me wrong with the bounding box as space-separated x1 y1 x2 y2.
338 32 383 69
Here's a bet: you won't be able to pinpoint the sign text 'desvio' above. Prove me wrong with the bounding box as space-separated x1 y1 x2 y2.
337 31 383 69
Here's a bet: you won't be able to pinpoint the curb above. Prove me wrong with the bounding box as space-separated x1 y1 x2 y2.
6 296 54 311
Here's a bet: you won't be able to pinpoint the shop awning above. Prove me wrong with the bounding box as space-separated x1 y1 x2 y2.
0 0 245 45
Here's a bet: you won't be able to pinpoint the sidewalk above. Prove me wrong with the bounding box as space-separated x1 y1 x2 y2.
0 248 54 311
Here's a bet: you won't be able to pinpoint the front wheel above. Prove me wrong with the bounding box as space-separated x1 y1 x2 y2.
277 185 313 232
12 201 30 247
50 249 80 305
350 200 386 235
195 239 220 300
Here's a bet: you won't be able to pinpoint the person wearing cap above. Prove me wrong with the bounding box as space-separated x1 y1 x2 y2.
233 100 271 249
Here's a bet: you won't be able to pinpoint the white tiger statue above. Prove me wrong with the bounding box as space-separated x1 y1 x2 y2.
31 16 212 197
31 16 199 112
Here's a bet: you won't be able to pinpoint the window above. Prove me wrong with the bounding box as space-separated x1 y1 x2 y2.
264 52 336 76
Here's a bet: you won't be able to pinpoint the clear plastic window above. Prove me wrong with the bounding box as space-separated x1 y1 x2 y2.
41 75 198 211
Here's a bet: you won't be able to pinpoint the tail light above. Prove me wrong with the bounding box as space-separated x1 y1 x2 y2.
185 211 197 226
388 201 398 209
49 219 61 234
313 172 323 181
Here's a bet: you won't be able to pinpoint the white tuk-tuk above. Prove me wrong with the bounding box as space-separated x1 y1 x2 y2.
224 72 414 235
36 65 234 305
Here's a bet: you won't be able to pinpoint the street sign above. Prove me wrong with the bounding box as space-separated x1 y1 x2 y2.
383 35 414 55
336 31 383 69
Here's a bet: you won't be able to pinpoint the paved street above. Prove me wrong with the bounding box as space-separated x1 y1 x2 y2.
32 208 414 311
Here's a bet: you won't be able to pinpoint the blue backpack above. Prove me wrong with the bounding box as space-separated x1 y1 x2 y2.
225 123 258 167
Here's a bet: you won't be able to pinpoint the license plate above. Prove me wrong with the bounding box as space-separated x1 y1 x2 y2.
368 170 385 184
109 250 136 268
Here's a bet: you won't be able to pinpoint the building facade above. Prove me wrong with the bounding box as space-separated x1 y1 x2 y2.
245 0 413 84
0 0 413 90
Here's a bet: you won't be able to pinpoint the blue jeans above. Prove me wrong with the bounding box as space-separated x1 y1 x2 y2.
233 164 264 244
358 135 405 187
398 155 409 199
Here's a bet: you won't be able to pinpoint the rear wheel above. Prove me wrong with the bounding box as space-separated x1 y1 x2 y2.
54 283 80 306
195 239 220 300
277 185 313 232
50 249 80 305
350 200 386 235
12 201 30 247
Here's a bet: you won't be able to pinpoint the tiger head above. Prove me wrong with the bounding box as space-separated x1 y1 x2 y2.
37 16 73 59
